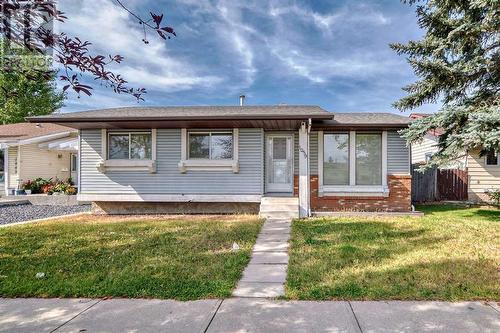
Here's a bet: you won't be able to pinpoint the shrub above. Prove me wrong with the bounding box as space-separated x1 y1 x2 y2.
486 189 500 206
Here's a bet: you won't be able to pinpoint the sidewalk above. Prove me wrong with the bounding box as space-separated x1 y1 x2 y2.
1 298 498 332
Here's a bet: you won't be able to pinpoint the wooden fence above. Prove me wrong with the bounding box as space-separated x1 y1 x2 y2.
411 165 468 202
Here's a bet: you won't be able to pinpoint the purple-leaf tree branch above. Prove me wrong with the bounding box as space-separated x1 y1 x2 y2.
0 0 175 100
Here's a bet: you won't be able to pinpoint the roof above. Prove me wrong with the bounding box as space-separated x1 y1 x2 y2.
318 113 410 129
27 105 333 122
0 123 76 142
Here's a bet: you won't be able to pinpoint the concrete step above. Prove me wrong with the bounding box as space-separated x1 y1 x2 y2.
259 204 299 212
260 197 298 204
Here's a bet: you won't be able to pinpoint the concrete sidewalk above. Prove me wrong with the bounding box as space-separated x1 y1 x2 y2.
1 298 498 333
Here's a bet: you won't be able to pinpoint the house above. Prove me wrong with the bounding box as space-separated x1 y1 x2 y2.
409 113 466 168
409 113 499 203
0 123 78 196
28 105 412 217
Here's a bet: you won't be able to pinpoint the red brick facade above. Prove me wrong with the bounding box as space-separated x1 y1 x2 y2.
294 175 412 212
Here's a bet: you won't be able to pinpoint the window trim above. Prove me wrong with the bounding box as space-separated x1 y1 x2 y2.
485 150 500 166
179 128 239 173
318 130 388 197
98 129 157 173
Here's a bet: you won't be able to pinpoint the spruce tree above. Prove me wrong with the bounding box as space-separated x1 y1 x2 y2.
392 0 499 167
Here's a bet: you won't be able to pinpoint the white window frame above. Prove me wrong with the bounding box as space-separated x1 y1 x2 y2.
179 128 239 173
318 130 388 197
98 129 157 173
485 150 500 167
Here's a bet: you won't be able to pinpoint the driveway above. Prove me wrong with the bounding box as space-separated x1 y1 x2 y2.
0 298 498 332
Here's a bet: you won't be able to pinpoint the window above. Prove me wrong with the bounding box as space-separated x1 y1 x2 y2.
108 132 152 160
323 133 349 185
356 133 382 185
188 132 233 160
486 149 499 166
320 131 387 193
70 154 77 172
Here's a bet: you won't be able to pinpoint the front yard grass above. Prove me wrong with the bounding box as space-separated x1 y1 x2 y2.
286 205 499 301
0 215 263 300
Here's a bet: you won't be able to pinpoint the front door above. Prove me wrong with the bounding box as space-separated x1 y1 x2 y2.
266 134 293 193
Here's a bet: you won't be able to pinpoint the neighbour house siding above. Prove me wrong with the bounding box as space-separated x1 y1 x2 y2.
7 147 17 188
6 144 71 189
411 135 438 163
467 148 500 202
387 131 410 175
80 128 264 195
19 143 72 182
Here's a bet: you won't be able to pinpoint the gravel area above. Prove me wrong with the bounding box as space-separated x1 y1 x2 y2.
0 204 91 225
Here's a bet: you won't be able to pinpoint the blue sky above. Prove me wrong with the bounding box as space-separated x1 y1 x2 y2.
58 0 439 115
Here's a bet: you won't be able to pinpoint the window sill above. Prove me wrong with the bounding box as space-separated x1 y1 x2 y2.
319 185 389 197
178 159 239 173
97 159 156 173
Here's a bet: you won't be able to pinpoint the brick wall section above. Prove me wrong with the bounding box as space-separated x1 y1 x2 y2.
294 175 412 212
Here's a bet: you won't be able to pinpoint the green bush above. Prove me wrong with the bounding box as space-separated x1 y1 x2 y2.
486 189 500 206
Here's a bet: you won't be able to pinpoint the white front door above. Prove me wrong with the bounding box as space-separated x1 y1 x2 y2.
266 135 293 193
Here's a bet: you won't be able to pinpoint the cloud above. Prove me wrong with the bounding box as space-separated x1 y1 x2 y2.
59 0 223 92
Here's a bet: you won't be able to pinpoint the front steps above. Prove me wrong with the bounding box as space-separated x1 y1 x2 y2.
259 196 299 219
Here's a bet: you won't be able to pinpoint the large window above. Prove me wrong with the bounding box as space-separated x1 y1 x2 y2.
356 133 382 185
188 131 233 160
486 149 499 166
323 134 349 185
321 131 385 189
108 132 152 160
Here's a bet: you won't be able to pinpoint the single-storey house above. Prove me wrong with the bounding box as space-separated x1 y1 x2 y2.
28 105 412 217
0 123 78 196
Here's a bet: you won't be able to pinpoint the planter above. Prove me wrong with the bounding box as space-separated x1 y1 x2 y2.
25 190 32 195
15 189 25 196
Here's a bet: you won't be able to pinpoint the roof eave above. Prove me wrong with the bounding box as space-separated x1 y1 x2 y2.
27 114 334 123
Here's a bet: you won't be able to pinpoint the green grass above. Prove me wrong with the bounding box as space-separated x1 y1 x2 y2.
286 205 500 301
0 215 263 300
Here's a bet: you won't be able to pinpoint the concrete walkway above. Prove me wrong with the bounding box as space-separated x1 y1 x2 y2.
1 298 498 332
233 218 291 298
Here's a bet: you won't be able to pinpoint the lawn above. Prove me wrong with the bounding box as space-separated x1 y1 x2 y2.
286 205 500 301
0 215 263 300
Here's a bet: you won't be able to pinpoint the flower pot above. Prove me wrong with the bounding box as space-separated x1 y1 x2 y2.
25 190 32 195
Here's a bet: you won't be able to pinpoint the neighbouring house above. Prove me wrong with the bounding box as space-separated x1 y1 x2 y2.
409 113 499 203
409 113 466 169
467 147 500 203
0 123 78 196
28 105 412 217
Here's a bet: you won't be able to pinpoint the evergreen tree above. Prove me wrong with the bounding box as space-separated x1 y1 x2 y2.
392 0 499 167
0 42 64 124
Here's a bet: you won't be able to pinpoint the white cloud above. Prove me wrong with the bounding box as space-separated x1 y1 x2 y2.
59 0 223 93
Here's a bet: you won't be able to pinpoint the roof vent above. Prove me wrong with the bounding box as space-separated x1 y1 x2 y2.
239 94 245 106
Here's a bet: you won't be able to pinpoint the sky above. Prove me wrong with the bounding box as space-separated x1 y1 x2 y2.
57 0 440 115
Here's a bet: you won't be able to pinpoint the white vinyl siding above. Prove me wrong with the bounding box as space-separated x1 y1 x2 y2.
467 148 500 201
7 144 72 189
